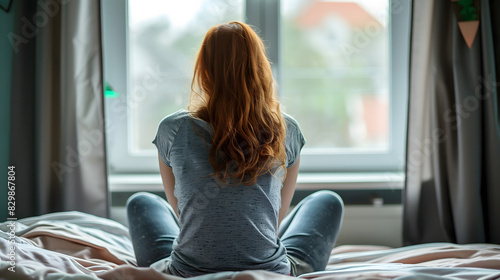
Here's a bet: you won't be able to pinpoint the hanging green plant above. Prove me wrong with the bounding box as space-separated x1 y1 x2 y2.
458 0 477 21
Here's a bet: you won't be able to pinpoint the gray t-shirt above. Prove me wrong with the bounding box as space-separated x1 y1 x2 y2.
151 109 306 277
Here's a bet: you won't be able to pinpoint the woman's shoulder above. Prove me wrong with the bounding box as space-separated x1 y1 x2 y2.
281 111 301 131
281 111 306 146
156 110 194 136
158 109 191 126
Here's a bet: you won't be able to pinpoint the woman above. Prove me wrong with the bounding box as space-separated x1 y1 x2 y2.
127 21 344 277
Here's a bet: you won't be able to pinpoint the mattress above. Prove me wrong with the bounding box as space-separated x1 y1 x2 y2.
0 211 499 280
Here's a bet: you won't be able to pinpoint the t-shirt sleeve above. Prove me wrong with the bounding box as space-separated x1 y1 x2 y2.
284 114 306 168
152 112 184 167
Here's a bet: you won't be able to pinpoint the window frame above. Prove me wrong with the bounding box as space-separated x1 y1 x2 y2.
101 0 412 174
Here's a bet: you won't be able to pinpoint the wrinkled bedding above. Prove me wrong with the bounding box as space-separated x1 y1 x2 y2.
0 211 499 280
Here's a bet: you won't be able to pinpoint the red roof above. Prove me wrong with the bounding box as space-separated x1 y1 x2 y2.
297 2 381 28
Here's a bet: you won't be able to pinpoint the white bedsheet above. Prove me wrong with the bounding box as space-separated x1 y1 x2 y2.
1 211 500 280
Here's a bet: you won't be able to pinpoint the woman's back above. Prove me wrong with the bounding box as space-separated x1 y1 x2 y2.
153 110 305 276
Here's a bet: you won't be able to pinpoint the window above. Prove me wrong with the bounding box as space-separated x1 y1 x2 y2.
282 1 390 150
102 0 411 174
128 0 244 153
279 0 410 171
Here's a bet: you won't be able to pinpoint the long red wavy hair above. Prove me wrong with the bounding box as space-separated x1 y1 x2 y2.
188 21 287 186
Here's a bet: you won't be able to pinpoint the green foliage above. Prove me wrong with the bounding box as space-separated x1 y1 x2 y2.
458 0 478 21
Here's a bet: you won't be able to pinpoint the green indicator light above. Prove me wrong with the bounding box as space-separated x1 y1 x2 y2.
104 82 119 98
105 90 119 98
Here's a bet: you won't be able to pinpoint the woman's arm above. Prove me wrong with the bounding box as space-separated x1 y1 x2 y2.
278 157 300 227
158 153 179 218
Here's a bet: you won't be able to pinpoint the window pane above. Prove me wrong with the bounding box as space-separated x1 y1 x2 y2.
128 0 245 153
281 0 390 149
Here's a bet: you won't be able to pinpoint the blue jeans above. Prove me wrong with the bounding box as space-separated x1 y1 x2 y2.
127 190 343 274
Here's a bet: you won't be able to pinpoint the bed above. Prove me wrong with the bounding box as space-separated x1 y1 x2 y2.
1 211 499 280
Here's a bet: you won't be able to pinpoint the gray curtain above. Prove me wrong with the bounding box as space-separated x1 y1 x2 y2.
9 0 108 219
404 0 500 245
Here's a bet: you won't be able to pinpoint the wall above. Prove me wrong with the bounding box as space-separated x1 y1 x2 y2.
0 1 15 221
337 205 402 247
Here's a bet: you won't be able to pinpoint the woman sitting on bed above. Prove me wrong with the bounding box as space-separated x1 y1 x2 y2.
121 21 343 278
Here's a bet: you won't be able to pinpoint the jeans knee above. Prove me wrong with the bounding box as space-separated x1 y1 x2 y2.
126 192 157 210
311 190 344 213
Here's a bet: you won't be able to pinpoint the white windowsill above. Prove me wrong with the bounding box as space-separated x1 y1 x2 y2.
109 172 404 192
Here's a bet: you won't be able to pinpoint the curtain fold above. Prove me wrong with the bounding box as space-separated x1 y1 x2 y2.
9 0 108 218
404 0 500 245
